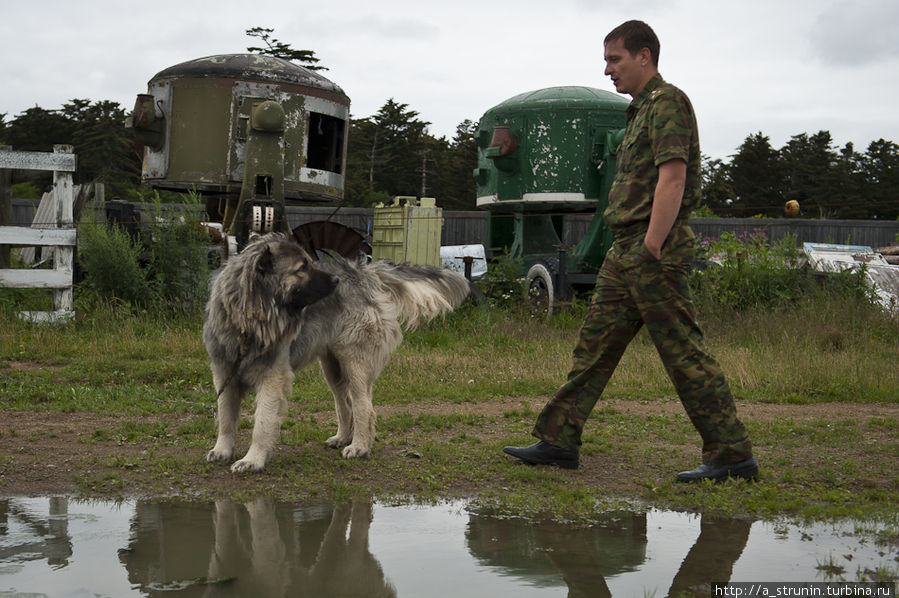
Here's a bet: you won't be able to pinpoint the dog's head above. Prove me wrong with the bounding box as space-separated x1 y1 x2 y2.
239 235 339 319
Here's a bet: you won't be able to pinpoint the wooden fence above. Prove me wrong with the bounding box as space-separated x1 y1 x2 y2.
0 145 77 322
284 209 897 251
285 209 898 250
283 206 489 248
687 217 899 249
9 199 898 254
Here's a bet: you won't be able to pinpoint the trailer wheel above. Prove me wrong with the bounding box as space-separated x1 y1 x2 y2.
526 262 555 314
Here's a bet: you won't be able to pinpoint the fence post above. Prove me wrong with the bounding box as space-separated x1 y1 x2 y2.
53 145 75 314
0 146 11 269
0 145 78 323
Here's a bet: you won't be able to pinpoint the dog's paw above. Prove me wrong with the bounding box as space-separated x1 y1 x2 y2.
230 458 265 473
206 448 233 463
326 435 351 449
341 445 370 459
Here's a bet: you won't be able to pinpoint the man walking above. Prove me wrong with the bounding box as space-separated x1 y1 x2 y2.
503 20 758 482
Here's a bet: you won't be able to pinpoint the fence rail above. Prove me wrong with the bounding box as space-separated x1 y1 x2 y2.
9 200 898 253
0 145 76 323
287 210 895 250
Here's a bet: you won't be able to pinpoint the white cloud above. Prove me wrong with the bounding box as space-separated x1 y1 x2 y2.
1 0 897 159
810 0 899 66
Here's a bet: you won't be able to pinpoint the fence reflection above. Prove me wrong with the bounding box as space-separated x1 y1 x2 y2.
0 497 72 569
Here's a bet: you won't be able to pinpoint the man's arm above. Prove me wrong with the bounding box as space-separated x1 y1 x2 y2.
644 158 686 259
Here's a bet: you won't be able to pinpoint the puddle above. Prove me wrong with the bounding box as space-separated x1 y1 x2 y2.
0 497 896 597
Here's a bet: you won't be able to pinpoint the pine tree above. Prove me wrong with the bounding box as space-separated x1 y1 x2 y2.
246 27 327 71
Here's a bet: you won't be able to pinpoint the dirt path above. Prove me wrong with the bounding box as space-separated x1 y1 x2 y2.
375 397 899 421
2 398 898 499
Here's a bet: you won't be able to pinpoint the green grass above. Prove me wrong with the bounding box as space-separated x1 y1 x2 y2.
1 287 898 525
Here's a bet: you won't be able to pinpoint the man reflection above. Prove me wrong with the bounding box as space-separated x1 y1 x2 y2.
466 511 752 597
533 522 619 598
467 510 646 597
666 516 752 597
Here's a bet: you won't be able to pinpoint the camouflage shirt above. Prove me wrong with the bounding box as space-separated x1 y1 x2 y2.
603 74 701 230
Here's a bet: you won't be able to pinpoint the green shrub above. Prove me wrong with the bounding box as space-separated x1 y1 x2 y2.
11 182 42 199
690 230 876 312
475 254 526 309
141 197 210 313
77 212 151 308
76 193 210 315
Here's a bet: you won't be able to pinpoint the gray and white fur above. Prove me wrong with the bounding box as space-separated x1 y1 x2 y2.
203 233 470 472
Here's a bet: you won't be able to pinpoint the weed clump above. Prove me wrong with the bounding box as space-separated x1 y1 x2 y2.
690 230 876 313
77 193 210 315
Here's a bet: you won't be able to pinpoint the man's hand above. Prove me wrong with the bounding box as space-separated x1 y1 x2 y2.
644 159 687 259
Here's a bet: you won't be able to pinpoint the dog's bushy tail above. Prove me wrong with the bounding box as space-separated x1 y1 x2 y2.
368 261 470 330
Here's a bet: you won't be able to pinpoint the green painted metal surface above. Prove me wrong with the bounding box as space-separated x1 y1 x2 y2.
475 86 628 210
474 86 629 282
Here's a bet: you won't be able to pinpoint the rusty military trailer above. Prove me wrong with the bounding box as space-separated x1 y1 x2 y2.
475 86 629 311
128 53 365 254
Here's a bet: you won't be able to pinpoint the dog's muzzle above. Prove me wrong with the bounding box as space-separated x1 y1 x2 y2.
291 273 339 310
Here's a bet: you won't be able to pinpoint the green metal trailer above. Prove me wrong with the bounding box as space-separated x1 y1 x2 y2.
474 86 628 311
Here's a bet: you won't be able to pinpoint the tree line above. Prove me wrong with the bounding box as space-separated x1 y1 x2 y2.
0 100 142 200
0 97 478 210
3 103 897 219
702 131 899 220
1 25 896 218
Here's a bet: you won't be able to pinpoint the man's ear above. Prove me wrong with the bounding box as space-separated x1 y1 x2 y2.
638 47 652 67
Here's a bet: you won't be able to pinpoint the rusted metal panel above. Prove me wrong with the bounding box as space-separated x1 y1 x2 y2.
134 53 350 204
167 79 233 184
139 80 173 181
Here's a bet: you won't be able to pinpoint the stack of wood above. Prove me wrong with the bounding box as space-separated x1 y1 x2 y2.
19 183 97 265
876 244 899 265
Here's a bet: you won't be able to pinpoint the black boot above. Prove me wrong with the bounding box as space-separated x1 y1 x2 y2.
676 456 759 483
502 441 579 470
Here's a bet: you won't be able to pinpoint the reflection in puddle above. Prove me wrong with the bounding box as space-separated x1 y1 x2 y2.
0 497 896 597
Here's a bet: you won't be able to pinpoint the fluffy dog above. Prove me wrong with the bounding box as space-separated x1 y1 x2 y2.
203 233 470 472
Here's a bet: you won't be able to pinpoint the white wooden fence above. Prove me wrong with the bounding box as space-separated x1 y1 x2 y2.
0 145 77 323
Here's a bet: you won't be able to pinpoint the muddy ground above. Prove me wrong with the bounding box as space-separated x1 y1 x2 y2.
2 398 898 508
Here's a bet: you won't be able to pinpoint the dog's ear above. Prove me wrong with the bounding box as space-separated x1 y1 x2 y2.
237 244 274 325
254 245 273 276
243 245 273 291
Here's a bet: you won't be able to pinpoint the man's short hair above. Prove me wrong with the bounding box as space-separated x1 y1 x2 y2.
604 20 660 67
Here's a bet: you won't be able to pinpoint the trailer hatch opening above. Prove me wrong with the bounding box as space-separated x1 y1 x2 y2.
307 112 345 174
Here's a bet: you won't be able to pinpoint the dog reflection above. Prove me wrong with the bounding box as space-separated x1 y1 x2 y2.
121 499 395 597
206 499 396 598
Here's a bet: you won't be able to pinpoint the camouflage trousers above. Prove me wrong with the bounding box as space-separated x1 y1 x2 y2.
533 223 753 465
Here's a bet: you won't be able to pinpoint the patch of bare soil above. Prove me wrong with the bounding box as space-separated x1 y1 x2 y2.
1 398 897 500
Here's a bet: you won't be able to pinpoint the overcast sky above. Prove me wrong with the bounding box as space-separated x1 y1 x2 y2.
2 0 898 161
